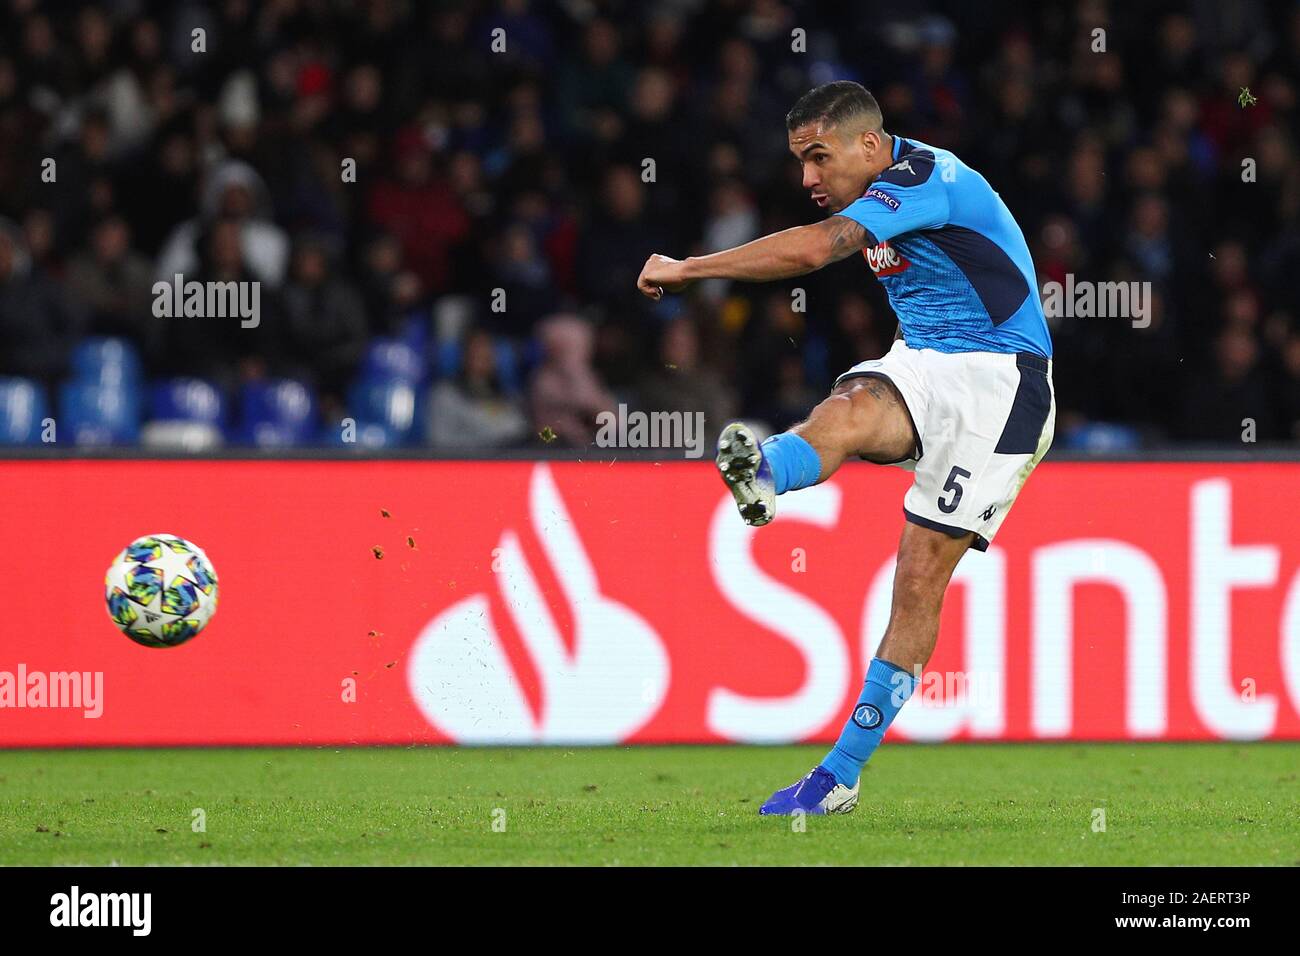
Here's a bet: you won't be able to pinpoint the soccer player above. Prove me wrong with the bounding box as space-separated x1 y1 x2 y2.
636 81 1054 815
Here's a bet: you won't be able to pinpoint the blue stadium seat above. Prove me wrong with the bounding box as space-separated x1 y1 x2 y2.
361 338 424 385
398 313 430 358
238 379 318 447
70 337 143 387
493 339 521 394
59 381 140 445
432 336 523 394
348 379 419 444
519 335 543 372
327 420 401 448
141 378 226 450
0 377 50 445
149 378 225 429
1062 422 1142 452
434 338 462 379
802 335 829 387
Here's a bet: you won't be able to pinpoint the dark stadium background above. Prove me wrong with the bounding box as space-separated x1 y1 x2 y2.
1 2 1299 882
0 0 1297 452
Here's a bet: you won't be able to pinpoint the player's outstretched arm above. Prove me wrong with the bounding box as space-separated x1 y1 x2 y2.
636 216 869 299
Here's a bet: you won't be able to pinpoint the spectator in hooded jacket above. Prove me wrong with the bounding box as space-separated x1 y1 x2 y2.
156 159 290 287
529 314 615 447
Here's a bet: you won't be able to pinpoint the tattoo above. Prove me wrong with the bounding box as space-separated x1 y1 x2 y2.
833 374 899 405
861 378 898 405
820 216 869 264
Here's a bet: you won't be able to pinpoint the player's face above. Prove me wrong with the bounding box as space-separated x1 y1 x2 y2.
788 121 876 214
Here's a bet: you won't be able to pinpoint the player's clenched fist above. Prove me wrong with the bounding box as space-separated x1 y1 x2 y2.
637 254 691 299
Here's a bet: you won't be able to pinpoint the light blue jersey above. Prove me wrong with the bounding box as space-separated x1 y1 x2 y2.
834 136 1051 357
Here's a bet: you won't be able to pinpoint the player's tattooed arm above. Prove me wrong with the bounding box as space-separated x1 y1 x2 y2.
813 215 872 266
639 216 871 297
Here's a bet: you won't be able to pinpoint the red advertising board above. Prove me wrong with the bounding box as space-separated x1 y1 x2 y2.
1 459 1299 745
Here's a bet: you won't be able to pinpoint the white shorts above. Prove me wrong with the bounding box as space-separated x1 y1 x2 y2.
835 340 1055 551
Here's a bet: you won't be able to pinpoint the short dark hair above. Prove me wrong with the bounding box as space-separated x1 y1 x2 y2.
785 80 883 132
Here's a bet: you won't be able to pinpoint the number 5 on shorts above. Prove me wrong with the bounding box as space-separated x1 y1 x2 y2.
938 466 971 514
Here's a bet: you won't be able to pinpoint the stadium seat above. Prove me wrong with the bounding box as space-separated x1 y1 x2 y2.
1061 422 1142 452
493 339 521 394
140 378 226 450
238 379 318 447
149 378 225 428
431 336 522 394
59 381 140 445
327 419 401 448
360 338 424 385
140 420 224 451
397 313 431 358
434 338 462 379
70 337 143 387
802 335 829 387
519 335 543 372
0 377 50 445
348 379 419 444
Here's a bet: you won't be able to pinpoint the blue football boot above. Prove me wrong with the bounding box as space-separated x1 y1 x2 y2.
759 766 860 816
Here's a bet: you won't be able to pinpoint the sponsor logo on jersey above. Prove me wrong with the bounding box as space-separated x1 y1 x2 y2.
888 159 915 175
863 241 911 277
864 187 901 211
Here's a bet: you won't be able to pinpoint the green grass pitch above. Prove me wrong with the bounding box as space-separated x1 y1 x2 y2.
1 743 1296 865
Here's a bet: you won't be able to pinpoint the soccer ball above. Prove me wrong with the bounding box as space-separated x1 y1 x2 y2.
105 534 219 647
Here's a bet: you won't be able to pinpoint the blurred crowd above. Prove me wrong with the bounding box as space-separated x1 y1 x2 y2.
1 0 1299 450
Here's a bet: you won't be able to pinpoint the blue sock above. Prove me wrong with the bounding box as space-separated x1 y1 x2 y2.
760 433 821 494
821 658 919 787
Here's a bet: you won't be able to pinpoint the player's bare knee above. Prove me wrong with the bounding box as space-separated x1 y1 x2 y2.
805 383 889 449
796 391 862 459
842 378 913 461
807 389 853 426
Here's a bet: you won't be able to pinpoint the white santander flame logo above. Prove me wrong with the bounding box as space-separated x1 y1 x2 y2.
407 464 670 743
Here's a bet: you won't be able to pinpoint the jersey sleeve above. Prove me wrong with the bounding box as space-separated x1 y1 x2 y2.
833 149 950 244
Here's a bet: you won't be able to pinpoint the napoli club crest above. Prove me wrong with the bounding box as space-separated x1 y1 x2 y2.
853 703 883 730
